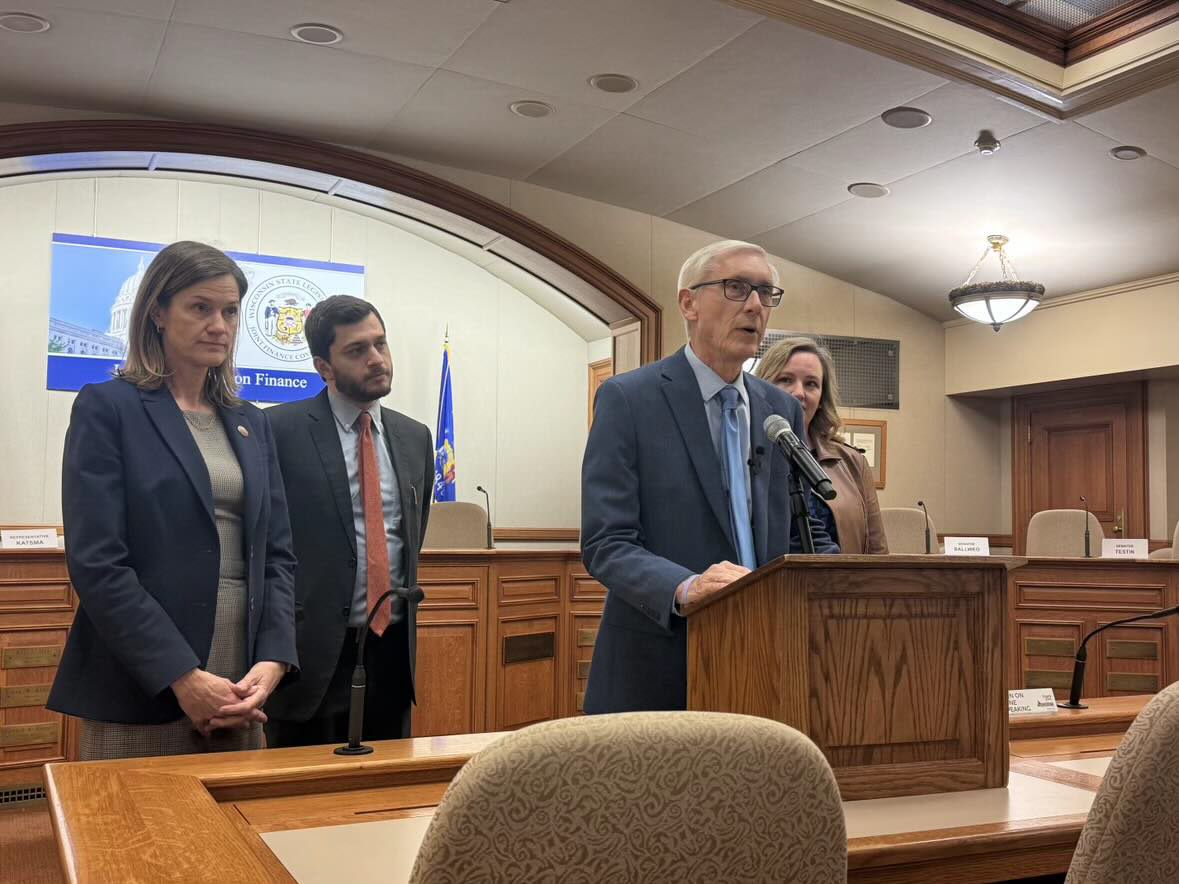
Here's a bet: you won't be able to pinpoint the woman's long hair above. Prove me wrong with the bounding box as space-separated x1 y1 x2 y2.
116 241 247 407
754 337 843 442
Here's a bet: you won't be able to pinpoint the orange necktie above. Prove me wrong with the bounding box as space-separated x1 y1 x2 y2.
358 412 391 637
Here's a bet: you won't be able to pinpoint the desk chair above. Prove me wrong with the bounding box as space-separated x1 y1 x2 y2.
1147 519 1179 559
1066 681 1179 883
880 507 937 554
1026 509 1104 557
409 711 847 884
421 501 491 549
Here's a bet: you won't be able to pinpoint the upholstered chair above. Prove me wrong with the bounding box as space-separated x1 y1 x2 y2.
880 506 937 554
409 711 848 884
1066 681 1179 883
421 501 490 549
1026 509 1104 557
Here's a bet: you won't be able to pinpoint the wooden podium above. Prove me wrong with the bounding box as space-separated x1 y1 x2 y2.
682 554 1025 800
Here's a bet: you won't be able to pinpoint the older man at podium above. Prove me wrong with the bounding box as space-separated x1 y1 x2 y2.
581 240 837 714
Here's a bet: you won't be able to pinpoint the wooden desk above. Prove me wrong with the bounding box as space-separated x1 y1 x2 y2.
44 697 1146 884
0 547 606 790
1010 557 1179 700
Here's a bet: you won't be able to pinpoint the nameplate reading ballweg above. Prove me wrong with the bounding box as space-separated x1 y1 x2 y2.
1009 688 1059 715
0 528 57 549
944 536 990 556
1102 539 1148 559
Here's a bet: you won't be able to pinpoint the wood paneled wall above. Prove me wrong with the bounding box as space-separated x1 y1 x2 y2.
0 548 604 790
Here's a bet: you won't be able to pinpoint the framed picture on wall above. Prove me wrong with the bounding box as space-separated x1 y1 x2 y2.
841 419 887 489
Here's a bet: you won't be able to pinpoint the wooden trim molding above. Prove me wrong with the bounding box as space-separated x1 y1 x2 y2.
898 0 1066 63
0 120 662 364
492 528 579 543
897 0 1179 65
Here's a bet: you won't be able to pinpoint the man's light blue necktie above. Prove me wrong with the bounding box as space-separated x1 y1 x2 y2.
719 385 756 570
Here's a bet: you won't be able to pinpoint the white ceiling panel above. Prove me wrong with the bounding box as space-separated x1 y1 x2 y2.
667 159 850 239
628 19 945 164
0 6 166 109
528 113 775 217
442 0 760 110
785 82 1048 188
171 0 497 68
1076 79 1179 172
25 0 174 20
144 23 433 145
371 71 616 180
756 121 1179 319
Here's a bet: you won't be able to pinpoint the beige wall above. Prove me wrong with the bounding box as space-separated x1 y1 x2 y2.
0 175 604 531
944 275 1179 542
945 275 1179 395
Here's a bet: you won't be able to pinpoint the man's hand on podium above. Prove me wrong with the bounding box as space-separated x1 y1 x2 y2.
676 560 751 609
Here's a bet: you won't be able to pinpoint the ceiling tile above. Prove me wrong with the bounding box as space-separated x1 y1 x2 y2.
667 160 850 239
628 19 945 162
143 23 433 145
755 122 1179 320
443 0 760 110
1076 79 1179 172
0 6 166 110
785 82 1047 186
171 0 496 68
49 1 174 17
371 71 616 179
527 113 774 217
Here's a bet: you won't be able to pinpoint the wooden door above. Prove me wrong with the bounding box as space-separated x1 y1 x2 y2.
587 358 612 428
1013 382 1147 554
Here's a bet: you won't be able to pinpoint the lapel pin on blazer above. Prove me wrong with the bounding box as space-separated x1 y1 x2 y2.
237 425 249 438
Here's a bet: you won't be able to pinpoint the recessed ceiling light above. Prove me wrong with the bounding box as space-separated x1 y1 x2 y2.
589 73 638 94
290 23 343 45
1109 145 1146 161
848 182 890 198
509 100 554 119
881 106 932 129
0 12 51 33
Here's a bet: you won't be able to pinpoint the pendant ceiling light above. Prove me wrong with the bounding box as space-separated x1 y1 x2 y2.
948 235 1045 332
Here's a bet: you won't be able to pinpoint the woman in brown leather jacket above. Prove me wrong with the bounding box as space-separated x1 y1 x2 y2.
754 337 888 554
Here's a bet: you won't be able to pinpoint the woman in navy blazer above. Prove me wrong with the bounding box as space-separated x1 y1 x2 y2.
48 241 298 759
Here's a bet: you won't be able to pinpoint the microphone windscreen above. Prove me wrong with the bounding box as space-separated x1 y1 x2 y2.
763 414 791 440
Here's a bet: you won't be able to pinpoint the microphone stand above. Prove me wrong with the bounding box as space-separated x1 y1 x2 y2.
335 585 426 756
1057 603 1179 709
476 484 494 550
1080 495 1091 558
917 500 931 554
788 468 816 554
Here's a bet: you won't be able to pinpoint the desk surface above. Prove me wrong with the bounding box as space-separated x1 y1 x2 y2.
43 697 1149 884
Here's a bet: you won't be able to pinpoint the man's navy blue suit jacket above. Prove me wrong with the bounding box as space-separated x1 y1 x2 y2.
581 347 838 714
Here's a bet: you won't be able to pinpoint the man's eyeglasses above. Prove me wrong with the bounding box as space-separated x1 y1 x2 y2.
689 278 784 307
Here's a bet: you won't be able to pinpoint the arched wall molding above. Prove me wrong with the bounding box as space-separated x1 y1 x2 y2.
0 119 661 363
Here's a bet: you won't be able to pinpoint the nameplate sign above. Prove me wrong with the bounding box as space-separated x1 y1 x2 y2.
0 528 58 549
0 721 60 748
1009 688 1059 715
1 646 63 669
1102 539 1148 559
0 684 52 708
944 536 990 556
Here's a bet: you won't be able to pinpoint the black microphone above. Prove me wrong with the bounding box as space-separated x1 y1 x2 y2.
476 484 494 549
763 415 836 500
1058 604 1179 709
1080 495 1091 558
747 445 765 477
335 585 426 756
917 500 932 554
